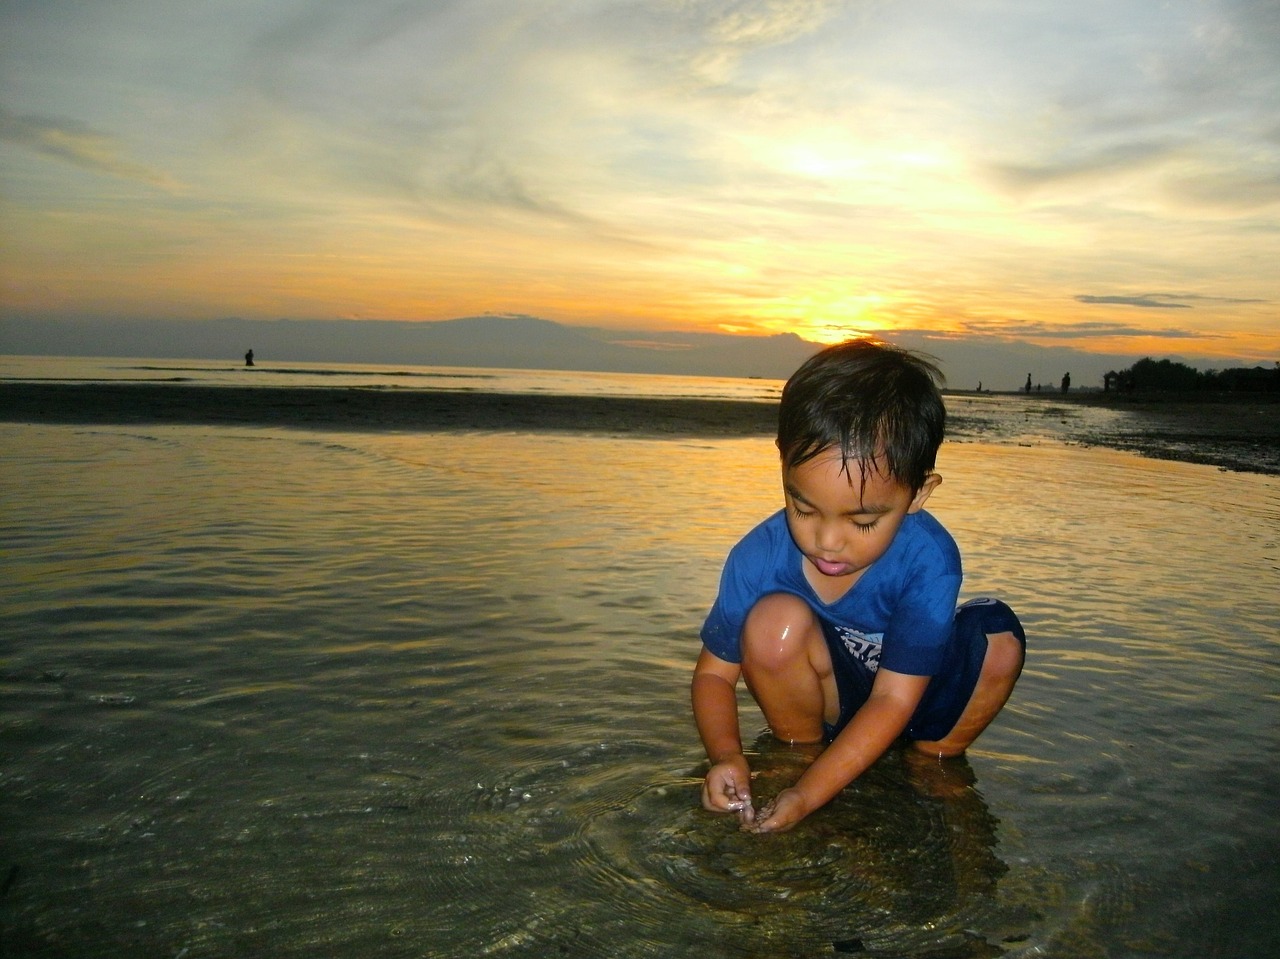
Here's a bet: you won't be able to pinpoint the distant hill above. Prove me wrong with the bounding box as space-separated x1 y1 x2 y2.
2 312 1258 390
0 314 819 381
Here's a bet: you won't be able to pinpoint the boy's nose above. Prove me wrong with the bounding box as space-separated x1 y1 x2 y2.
814 520 843 553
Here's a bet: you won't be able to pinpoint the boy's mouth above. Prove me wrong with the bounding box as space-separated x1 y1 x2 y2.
810 556 852 577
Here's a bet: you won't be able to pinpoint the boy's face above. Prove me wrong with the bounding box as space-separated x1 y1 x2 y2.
782 448 940 589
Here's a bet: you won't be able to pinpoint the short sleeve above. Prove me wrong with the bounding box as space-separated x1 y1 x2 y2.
698 512 792 664
699 549 755 663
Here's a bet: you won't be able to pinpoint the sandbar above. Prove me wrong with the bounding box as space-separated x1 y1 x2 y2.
0 382 778 438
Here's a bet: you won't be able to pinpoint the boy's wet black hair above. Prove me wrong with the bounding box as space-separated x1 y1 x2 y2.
777 338 946 491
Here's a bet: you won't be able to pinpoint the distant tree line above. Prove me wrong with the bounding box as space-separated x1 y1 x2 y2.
1104 358 1280 393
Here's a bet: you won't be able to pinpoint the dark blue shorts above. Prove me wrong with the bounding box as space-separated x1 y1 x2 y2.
821 598 1026 743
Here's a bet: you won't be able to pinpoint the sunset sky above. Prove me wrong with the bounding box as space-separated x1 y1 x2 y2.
2 0 1277 366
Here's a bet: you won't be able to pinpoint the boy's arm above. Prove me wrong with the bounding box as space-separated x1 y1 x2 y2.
691 648 755 822
749 667 929 833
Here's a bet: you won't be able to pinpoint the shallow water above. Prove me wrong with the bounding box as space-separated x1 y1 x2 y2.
1 423 1277 958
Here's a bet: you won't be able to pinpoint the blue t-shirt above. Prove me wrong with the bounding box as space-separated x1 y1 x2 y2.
700 509 962 678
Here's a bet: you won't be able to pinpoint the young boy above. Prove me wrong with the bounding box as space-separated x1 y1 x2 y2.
692 339 1025 833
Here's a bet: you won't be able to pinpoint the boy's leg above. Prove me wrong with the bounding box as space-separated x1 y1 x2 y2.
740 593 840 744
913 626 1024 759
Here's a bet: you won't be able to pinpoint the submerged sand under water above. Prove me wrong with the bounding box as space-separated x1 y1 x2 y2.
1 423 1277 958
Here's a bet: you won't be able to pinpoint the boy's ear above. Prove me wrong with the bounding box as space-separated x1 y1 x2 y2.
907 472 942 513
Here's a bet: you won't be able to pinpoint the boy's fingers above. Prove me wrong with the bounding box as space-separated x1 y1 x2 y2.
723 786 751 812
744 799 777 833
722 771 754 820
703 771 741 814
724 771 745 800
703 761 754 815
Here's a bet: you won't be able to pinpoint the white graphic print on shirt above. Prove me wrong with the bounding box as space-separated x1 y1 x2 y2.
834 627 883 672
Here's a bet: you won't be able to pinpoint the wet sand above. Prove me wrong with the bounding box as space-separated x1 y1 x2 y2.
1026 389 1280 476
0 382 778 437
2 381 1277 475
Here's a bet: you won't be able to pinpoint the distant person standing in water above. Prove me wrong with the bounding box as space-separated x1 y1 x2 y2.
691 339 1026 833
245 349 254 367
1061 372 1070 394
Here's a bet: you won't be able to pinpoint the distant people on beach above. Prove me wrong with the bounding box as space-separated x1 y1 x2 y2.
692 338 1026 834
1061 372 1070 394
1025 373 1032 394
245 349 254 367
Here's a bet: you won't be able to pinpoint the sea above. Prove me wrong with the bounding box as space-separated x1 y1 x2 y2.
2 357 1278 958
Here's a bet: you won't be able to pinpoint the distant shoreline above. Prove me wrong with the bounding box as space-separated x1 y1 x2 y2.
2 381 1277 475
955 387 1280 406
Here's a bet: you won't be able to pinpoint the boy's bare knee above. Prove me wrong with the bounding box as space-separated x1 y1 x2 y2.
746 591 810 626
914 632 1024 759
741 593 818 672
984 631 1025 683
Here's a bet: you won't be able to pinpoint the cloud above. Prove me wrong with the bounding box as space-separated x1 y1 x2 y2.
1153 292 1269 305
704 0 835 46
985 140 1181 196
1164 167 1280 213
974 319 1210 340
0 105 179 190
0 0 1276 368
1075 295 1192 309
1075 292 1269 309
225 1 850 204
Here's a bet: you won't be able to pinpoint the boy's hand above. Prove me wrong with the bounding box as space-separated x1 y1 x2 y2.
745 787 810 834
701 753 755 825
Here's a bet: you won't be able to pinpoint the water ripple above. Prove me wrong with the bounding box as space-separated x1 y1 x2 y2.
2 425 1277 958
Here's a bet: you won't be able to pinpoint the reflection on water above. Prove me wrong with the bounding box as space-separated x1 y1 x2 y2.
1 425 1277 958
